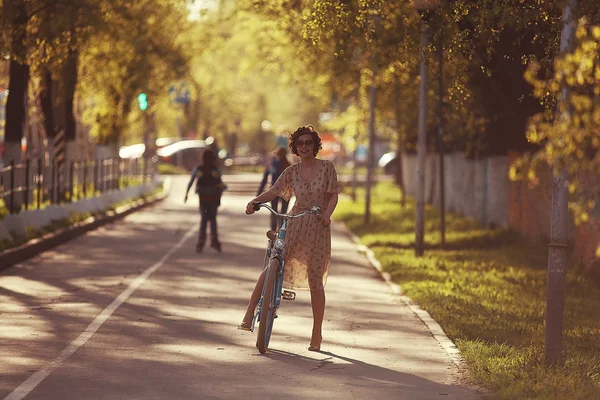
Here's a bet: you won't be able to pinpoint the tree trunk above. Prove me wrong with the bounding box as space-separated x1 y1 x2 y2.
39 69 55 139
4 59 29 164
63 49 78 142
4 1 29 165
63 48 80 198
104 91 122 147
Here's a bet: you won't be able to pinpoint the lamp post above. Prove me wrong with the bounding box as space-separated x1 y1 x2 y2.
436 9 446 247
545 0 577 368
412 0 439 256
365 69 377 224
364 14 382 224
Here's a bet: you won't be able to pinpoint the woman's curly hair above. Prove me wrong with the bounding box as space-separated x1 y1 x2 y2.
289 125 322 157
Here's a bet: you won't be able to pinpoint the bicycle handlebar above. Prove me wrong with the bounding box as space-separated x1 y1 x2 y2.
253 202 321 219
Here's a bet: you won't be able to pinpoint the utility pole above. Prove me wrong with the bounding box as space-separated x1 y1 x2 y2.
365 70 377 224
352 133 358 202
544 0 577 368
415 12 431 256
437 21 446 247
394 74 406 208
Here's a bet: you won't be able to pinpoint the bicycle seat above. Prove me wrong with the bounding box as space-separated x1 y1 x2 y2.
266 230 276 240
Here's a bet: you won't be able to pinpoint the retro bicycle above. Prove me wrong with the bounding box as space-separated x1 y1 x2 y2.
248 202 321 354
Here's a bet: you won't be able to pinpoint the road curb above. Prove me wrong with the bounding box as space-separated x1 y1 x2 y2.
0 180 170 272
337 222 466 370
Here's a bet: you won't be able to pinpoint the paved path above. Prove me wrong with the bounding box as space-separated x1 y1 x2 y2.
0 174 481 399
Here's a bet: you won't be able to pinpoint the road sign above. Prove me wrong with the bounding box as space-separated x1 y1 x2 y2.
168 82 190 104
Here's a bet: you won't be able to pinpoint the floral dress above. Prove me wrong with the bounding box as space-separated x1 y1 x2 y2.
269 160 340 291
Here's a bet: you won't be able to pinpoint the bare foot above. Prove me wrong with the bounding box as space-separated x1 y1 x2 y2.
308 336 322 351
238 314 253 331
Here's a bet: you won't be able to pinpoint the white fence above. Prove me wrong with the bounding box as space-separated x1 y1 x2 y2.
400 152 510 228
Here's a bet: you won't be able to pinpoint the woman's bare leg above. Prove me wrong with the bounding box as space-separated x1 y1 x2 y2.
309 288 325 350
242 269 266 324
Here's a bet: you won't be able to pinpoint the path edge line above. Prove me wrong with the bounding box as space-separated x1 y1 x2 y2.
4 221 196 400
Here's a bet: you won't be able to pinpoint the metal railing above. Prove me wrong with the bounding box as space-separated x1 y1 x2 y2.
0 157 157 214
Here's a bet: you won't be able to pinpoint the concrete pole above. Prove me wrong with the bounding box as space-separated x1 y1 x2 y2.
437 25 446 247
394 75 406 208
352 134 358 202
415 18 429 257
365 71 377 224
545 0 577 368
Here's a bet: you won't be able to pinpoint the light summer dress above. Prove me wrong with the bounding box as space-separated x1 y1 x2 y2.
269 160 340 291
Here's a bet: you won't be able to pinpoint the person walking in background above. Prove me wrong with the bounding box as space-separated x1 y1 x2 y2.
257 146 291 231
184 148 226 253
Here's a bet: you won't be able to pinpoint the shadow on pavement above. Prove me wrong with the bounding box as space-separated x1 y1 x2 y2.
265 348 482 399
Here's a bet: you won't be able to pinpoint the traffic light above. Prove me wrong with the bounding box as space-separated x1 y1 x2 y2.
137 93 148 111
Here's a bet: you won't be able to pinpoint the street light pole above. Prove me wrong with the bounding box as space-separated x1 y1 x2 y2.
545 0 578 368
413 0 438 256
352 133 358 202
415 19 429 256
394 74 407 208
365 14 381 225
365 70 377 224
437 21 446 247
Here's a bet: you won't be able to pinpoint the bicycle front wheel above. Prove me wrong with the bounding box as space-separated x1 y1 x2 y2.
256 258 280 354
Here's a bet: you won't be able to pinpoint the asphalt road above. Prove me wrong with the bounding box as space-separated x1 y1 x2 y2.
0 174 481 400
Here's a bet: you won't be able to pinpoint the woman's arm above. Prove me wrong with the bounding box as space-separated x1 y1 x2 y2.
320 193 338 226
324 192 339 218
184 167 199 202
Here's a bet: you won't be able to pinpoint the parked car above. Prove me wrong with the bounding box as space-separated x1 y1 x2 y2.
378 151 398 175
155 137 179 148
118 143 146 159
156 139 206 171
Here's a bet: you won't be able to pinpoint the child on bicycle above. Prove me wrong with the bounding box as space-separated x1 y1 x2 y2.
240 125 340 352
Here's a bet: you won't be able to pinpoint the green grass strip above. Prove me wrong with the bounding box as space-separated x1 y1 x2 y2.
336 182 600 400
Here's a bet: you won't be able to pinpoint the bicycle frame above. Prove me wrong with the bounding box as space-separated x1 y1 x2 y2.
250 203 321 343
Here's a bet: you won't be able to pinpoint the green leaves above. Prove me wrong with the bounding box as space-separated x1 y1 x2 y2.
76 0 191 144
521 20 600 228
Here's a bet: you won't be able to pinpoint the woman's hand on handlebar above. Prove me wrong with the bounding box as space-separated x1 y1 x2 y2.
246 200 258 215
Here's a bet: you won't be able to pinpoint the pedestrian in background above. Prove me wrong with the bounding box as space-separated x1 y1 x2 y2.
184 148 226 253
257 146 291 231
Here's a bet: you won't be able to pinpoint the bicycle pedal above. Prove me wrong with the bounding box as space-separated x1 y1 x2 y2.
282 290 296 301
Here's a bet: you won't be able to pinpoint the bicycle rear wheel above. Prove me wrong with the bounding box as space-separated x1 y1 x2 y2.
256 258 280 354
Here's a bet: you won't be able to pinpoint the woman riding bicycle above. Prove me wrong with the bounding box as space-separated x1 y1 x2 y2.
240 125 340 352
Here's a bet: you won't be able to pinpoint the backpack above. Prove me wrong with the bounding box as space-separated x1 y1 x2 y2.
196 167 225 199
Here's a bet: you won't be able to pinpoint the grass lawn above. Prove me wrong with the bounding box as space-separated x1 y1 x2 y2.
335 182 600 400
